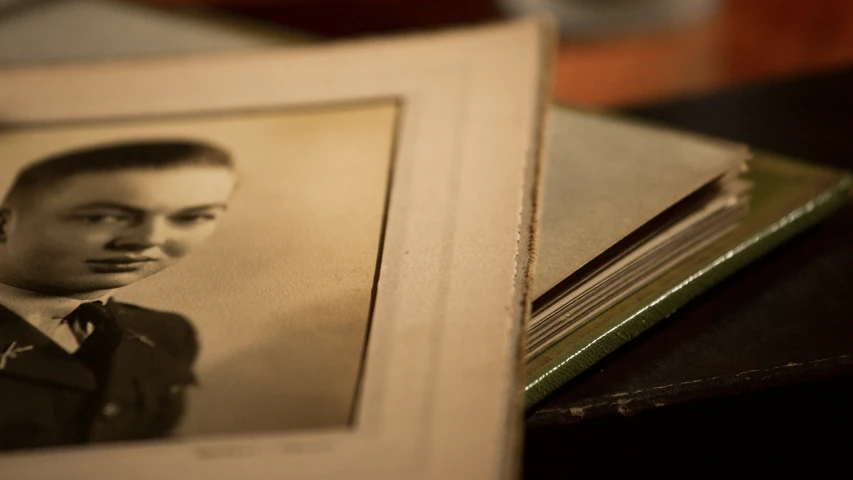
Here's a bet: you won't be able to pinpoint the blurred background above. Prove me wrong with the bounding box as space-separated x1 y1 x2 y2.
3 0 853 109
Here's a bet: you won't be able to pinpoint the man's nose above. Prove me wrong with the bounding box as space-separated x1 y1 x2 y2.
111 217 170 250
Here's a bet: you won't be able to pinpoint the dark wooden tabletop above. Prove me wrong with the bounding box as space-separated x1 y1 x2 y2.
524 66 853 478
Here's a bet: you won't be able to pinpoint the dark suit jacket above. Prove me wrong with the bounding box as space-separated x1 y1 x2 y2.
0 300 198 451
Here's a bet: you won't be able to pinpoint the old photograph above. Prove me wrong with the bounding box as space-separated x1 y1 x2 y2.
0 101 399 451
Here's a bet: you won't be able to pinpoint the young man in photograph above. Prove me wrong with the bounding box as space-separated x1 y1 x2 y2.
0 140 236 451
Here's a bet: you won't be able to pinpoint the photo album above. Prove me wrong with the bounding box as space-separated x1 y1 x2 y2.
523 107 851 407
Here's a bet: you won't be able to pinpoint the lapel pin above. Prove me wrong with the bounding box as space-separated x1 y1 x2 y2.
127 331 156 348
0 341 34 370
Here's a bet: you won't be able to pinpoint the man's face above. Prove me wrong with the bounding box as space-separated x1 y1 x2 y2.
0 166 236 295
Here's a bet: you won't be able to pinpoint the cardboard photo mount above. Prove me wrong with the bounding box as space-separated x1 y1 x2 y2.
0 19 553 480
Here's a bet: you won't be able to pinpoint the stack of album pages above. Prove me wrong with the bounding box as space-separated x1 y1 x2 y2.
527 109 752 361
1 3 851 479
524 107 851 407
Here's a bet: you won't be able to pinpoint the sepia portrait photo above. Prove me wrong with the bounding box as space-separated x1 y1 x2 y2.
0 101 399 452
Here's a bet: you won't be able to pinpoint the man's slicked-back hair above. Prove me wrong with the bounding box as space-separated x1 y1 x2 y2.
4 139 233 206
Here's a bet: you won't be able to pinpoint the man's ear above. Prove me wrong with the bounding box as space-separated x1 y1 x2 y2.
0 206 10 243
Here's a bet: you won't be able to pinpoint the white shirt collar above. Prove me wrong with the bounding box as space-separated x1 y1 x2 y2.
0 282 113 353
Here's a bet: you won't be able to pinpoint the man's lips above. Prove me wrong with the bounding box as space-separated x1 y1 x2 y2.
86 257 158 273
87 257 157 265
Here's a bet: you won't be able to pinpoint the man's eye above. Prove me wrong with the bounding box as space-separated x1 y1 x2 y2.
172 214 217 225
75 214 128 224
